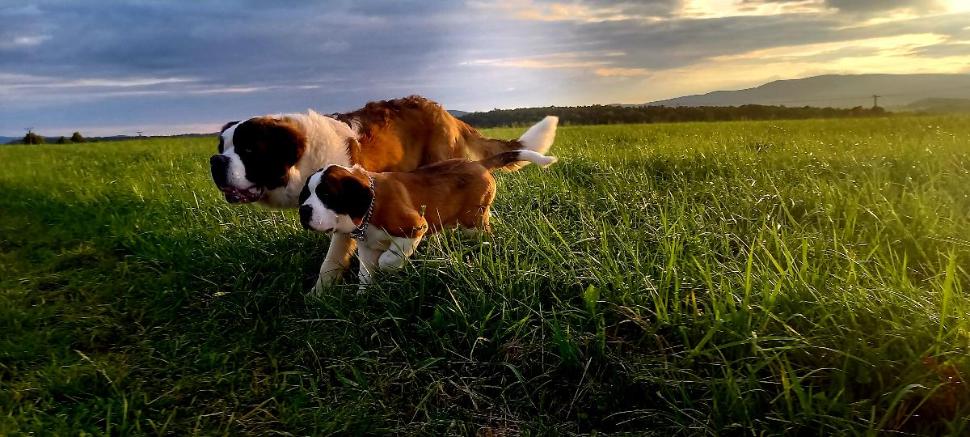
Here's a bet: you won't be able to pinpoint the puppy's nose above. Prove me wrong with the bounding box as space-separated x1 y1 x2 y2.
299 205 313 229
210 155 231 188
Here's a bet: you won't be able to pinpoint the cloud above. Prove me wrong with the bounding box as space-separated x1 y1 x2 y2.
912 40 970 57
679 0 831 19
1 0 969 135
751 0 950 14
823 0 946 13
0 74 197 90
470 0 644 22
462 51 620 69
708 33 950 62
594 67 652 77
469 0 676 22
609 31 970 104
0 34 50 48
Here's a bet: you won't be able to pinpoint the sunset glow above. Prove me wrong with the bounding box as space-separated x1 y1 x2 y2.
2 0 969 135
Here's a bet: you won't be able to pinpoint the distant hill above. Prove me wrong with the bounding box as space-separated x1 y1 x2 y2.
447 109 469 117
646 74 970 108
0 136 16 144
904 98 970 113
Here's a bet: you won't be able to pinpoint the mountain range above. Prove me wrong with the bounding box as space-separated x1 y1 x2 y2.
645 74 970 109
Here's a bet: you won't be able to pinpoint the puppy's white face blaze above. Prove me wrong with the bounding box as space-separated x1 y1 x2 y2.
219 123 257 190
301 166 358 233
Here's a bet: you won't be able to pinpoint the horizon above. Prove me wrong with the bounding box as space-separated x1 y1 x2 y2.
3 0 970 137
3 72 959 139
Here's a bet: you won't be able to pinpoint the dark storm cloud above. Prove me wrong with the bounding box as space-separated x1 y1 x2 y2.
0 1 458 84
0 0 481 134
568 14 843 69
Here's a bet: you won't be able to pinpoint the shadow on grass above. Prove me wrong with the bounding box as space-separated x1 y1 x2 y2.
4 172 963 435
0 183 669 434
0 184 403 433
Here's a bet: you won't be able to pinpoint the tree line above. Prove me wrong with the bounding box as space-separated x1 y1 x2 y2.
12 131 86 145
8 131 215 145
9 104 892 144
459 104 888 127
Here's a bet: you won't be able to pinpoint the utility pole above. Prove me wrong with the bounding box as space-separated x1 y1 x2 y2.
872 94 881 108
24 127 34 145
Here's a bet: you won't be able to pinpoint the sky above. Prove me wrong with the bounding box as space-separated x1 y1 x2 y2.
2 0 969 136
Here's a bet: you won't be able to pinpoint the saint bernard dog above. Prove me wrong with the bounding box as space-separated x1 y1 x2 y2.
209 96 559 292
298 150 557 285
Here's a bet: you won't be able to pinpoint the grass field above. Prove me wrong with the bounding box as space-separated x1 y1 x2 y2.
2 116 969 435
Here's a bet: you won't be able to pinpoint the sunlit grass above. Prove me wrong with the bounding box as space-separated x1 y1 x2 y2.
1 116 968 434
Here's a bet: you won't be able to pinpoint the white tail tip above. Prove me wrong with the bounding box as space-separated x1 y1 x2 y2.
518 115 558 154
517 150 558 168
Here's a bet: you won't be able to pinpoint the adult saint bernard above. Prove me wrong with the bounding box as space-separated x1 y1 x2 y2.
209 95 558 292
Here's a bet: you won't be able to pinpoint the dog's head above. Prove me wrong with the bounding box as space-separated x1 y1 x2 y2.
209 116 307 203
299 165 373 233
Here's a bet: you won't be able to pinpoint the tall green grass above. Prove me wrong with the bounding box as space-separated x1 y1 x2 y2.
1 116 968 435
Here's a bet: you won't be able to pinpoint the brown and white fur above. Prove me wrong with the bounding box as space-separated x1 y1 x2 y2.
299 150 557 286
209 96 559 292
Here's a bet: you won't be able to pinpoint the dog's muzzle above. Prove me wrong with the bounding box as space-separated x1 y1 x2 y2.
299 205 313 229
210 155 230 188
209 155 263 203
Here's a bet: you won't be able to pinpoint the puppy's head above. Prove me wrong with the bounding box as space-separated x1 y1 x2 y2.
209 116 307 204
299 165 372 233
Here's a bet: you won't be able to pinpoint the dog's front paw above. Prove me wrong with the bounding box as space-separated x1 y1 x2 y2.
310 276 338 296
310 264 345 295
310 281 326 296
319 261 347 280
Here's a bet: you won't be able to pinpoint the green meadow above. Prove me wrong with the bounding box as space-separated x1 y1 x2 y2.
1 116 968 435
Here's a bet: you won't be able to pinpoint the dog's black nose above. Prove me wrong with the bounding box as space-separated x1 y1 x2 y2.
299 205 313 229
210 155 230 188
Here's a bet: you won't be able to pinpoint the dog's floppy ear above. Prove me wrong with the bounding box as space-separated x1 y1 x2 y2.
220 121 240 133
343 174 371 203
298 177 312 205
338 174 372 219
234 117 306 165
230 117 308 188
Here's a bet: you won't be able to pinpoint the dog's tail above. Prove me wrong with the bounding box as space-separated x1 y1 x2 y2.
477 150 558 171
515 116 559 155
460 116 559 169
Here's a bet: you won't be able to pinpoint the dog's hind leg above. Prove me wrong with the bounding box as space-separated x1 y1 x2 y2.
378 235 424 270
378 217 427 270
459 204 492 237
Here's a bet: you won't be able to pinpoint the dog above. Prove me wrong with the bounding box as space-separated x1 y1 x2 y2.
209 96 558 291
299 149 557 285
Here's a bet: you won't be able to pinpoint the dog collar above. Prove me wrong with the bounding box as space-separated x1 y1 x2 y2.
350 176 376 241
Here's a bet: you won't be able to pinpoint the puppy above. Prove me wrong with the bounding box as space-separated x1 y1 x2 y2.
299 149 557 286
